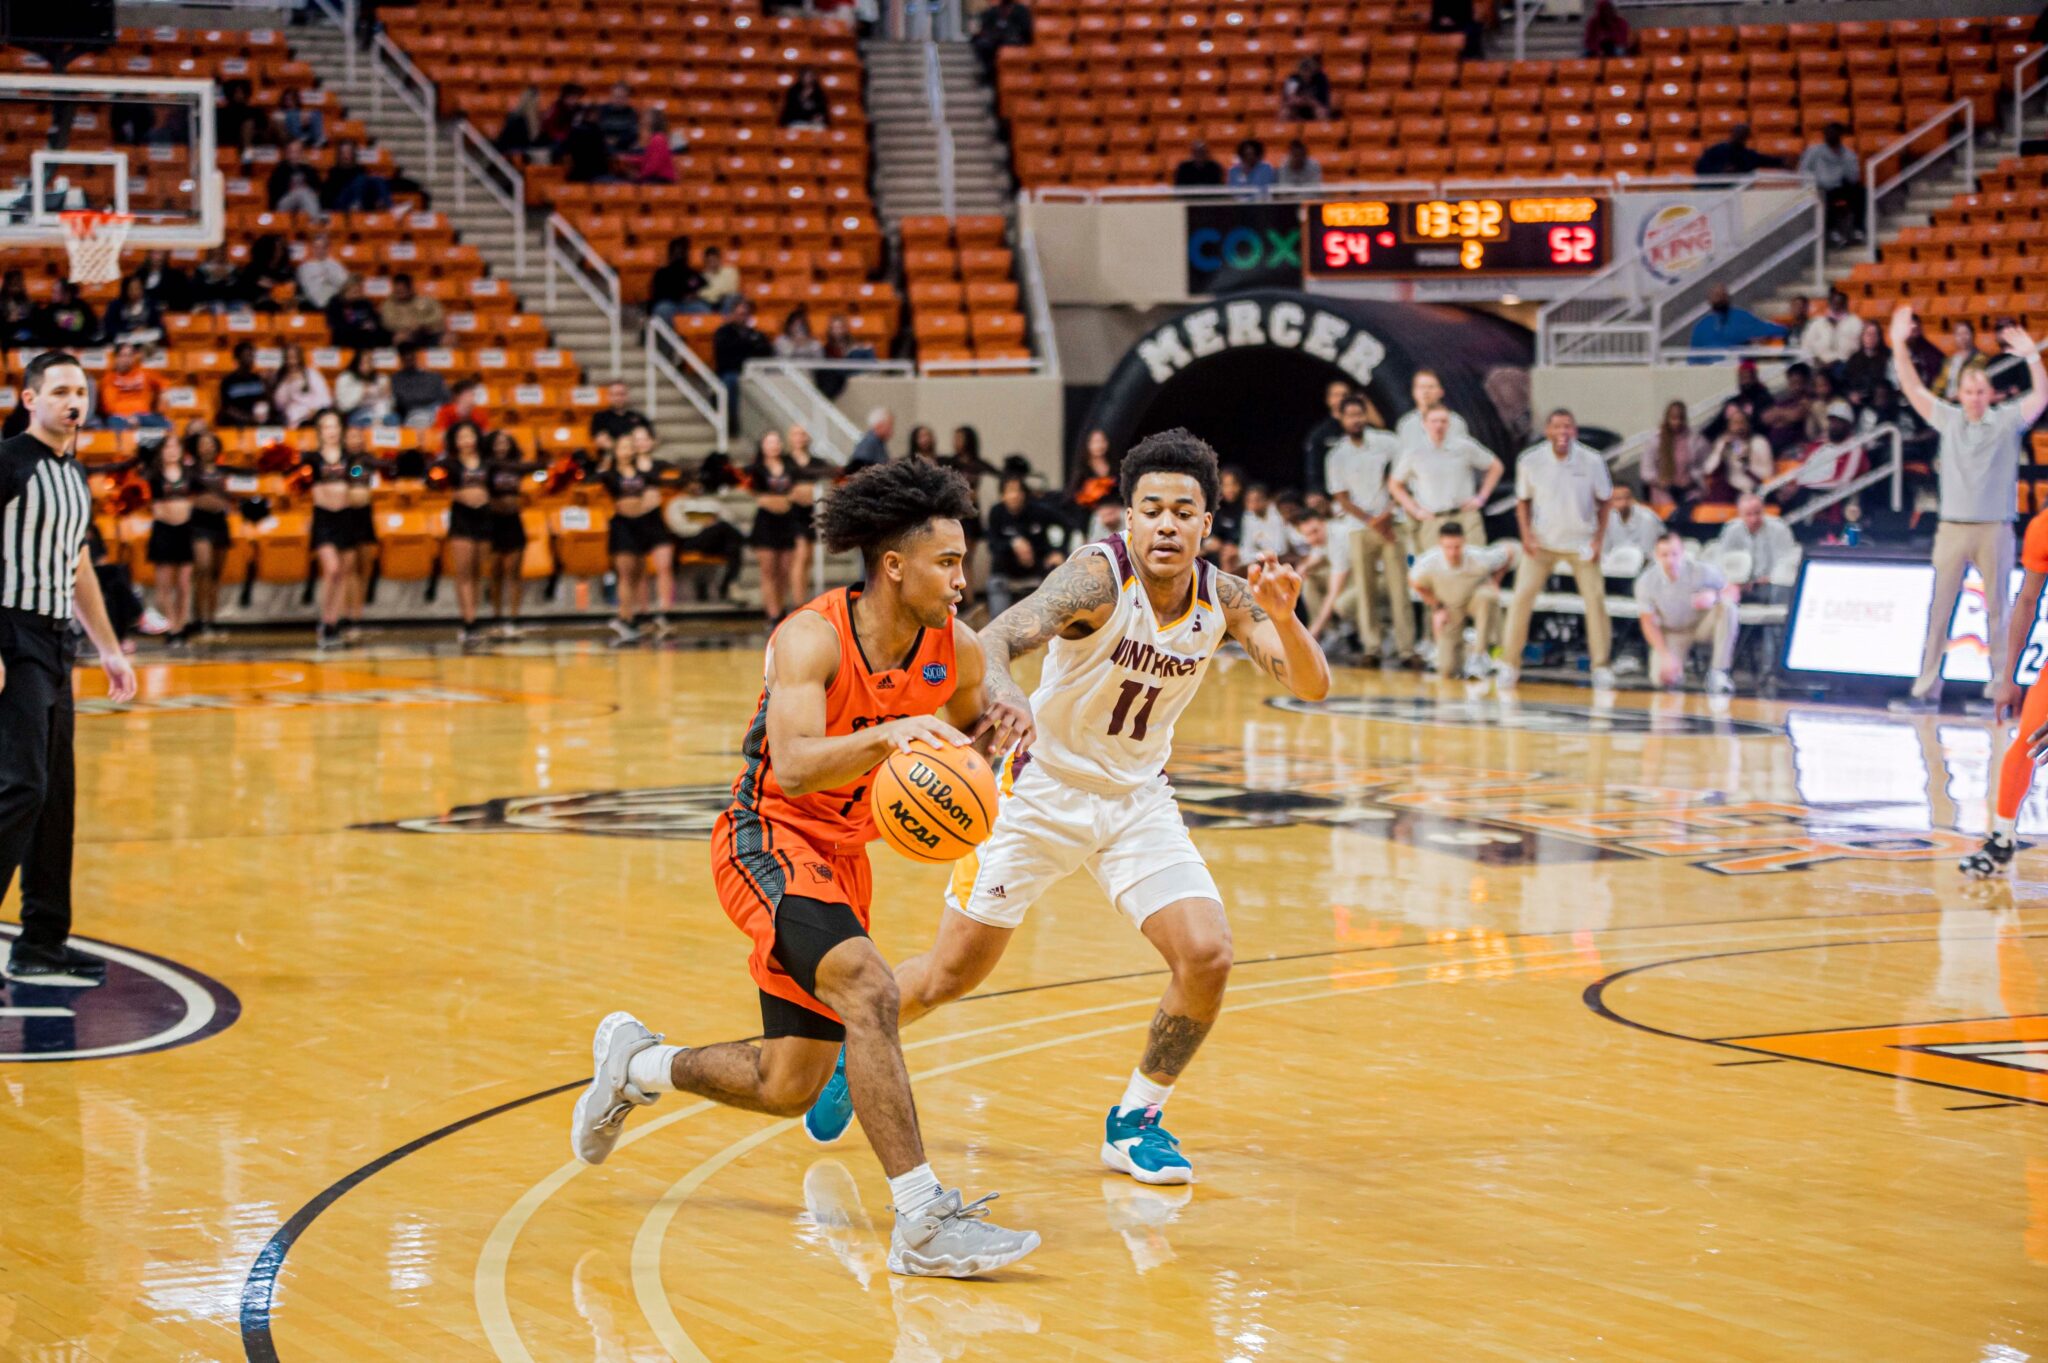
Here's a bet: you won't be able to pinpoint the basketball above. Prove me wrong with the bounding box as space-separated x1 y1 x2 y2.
870 742 999 864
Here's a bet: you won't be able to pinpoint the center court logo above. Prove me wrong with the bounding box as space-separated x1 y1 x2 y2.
0 927 240 1063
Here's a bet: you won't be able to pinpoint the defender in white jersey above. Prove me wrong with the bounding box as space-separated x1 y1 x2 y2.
802 429 1331 1183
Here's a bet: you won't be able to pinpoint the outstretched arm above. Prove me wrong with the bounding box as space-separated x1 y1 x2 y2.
1890 304 1938 423
978 548 1119 725
1220 553 1331 701
1998 325 2048 427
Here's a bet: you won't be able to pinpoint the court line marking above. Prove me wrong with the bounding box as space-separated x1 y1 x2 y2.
0 924 239 1062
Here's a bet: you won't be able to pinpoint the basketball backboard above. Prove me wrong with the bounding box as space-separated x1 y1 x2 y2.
0 73 223 250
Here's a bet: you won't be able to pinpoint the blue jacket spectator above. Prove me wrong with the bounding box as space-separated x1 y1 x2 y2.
1227 138 1277 192
1689 285 1788 361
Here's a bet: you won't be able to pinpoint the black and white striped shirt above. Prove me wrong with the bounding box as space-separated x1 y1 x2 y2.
0 431 93 621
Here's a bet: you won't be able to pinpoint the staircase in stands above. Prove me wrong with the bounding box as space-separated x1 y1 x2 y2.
864 41 1014 224
288 20 720 456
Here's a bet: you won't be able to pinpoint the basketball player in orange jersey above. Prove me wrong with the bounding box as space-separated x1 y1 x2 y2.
569 459 1041 1278
805 429 1332 1183
1970 499 2048 877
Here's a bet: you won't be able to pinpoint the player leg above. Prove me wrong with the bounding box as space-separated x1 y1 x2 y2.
1963 674 2048 876
1908 522 1968 703
1381 533 1416 664
1567 554 1613 680
1499 548 1556 687
1704 599 1738 695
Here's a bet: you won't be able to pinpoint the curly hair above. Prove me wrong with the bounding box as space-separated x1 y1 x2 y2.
1119 427 1220 511
818 457 978 569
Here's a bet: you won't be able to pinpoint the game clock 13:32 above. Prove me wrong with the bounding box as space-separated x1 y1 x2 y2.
1306 197 1609 278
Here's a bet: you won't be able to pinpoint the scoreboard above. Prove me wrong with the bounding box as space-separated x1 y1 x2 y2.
1305 196 1610 278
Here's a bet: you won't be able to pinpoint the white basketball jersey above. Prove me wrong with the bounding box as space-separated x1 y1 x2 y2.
1028 534 1227 796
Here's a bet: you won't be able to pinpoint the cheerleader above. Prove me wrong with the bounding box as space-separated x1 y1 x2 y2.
186 426 233 638
301 409 392 650
434 418 494 645
748 427 816 624
484 428 546 638
340 423 383 641
116 431 198 645
596 424 676 646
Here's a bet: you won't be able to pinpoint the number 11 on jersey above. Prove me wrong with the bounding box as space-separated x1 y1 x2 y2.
1107 680 1162 740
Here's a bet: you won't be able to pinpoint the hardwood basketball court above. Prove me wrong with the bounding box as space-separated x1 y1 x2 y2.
4 637 2043 1362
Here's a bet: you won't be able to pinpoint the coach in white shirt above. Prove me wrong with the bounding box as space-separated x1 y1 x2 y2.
1410 521 1514 679
1500 408 1614 688
1392 369 1470 450
1326 394 1416 665
1798 290 1862 369
1604 483 1666 560
1634 531 1739 695
1391 406 1502 550
1237 481 1293 562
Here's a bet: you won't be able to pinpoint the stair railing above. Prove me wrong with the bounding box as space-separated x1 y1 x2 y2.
369 31 436 181
452 122 527 277
1864 99 1972 262
543 212 621 377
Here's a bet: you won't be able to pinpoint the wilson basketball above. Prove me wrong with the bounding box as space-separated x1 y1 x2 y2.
870 742 999 864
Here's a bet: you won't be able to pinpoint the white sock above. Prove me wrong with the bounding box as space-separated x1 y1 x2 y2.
887 1163 944 1218
1117 1069 1174 1117
626 1044 683 1094
1994 814 2017 841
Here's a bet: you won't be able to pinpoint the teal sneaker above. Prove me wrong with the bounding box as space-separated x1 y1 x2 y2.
1100 1105 1194 1185
804 1047 854 1145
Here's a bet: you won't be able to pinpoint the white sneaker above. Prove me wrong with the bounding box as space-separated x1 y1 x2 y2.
1495 664 1519 690
1591 665 1616 690
888 1189 1040 1278
1706 668 1735 697
570 1011 663 1164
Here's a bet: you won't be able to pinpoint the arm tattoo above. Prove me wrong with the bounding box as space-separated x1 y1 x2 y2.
1216 572 1288 682
980 552 1118 702
1215 571 1270 624
1140 1009 1215 1081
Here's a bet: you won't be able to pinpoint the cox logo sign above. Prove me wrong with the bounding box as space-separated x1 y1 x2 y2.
1186 204 1303 294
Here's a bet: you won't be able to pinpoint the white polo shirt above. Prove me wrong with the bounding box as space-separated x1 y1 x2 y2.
1513 440 1613 557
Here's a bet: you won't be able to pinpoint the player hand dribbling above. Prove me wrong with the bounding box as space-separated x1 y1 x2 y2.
881 714 971 754
969 695 1036 756
103 649 137 703
1247 553 1302 615
1990 676 2021 726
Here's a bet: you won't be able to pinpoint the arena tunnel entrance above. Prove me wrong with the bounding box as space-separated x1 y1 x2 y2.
1075 292 1533 497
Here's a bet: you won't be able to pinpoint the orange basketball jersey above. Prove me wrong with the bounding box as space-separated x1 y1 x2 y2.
2025 509 2048 576
728 586 960 851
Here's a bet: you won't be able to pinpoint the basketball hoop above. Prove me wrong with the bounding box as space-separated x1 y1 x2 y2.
59 209 134 285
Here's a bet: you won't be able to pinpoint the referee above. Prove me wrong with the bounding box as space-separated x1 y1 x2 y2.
2 351 137 986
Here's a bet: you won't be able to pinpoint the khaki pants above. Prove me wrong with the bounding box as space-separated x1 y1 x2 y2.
1350 521 1414 656
1432 582 1500 678
1503 546 1611 671
1405 507 1487 555
1653 600 1737 681
1913 519 2015 700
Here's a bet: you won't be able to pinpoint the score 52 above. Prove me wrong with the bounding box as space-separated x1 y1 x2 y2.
1548 226 1597 265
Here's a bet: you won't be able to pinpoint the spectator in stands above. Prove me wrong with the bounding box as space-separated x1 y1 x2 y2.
1276 139 1322 189
1067 429 1119 528
543 84 586 154
1729 358 1775 428
1500 408 1615 689
100 275 163 347
597 83 641 154
1800 290 1862 373
780 68 832 129
1890 307 2048 712
1605 482 1666 558
433 377 492 434
216 342 274 428
1793 400 1868 498
1693 123 1787 177
1395 368 1470 447
31 281 96 348
696 246 741 313
1173 139 1225 188
1279 56 1333 121
1326 395 1415 668
129 251 194 313
948 425 998 485
495 87 545 160
815 314 876 398
192 246 241 311
1412 522 1516 680
713 300 776 431
335 350 395 426
986 473 1063 616
1429 0 1482 57
848 407 894 470
648 238 708 324
1934 321 1990 399
95 343 170 431
296 234 350 310
391 345 452 427
1689 284 1788 358
1302 379 1353 496
1760 362 1817 454
1841 321 1891 404
564 106 615 183
1227 139 1277 194
1582 0 1632 57
1238 482 1293 562
628 110 677 184
267 141 315 211
243 235 296 307
1799 122 1865 248
1699 403 1773 500
1207 467 1247 573
1714 494 1799 608
1634 531 1737 695
971 0 1034 75
326 276 391 352
272 346 334 428
273 88 325 149
0 270 35 345
906 425 940 462
216 79 267 151
379 273 445 347
324 140 390 212
777 308 826 361
590 383 649 447
1644 401 1703 511
1391 405 1502 546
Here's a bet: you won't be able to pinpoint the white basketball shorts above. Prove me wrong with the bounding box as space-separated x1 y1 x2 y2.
945 757 1220 931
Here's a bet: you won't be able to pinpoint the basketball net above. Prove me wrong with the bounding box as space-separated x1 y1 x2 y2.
60 210 135 285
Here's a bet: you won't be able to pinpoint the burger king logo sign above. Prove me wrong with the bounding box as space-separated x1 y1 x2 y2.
1640 203 1716 284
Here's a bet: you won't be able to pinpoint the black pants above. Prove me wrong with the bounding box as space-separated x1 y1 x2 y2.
0 612 76 951
1824 184 1866 240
